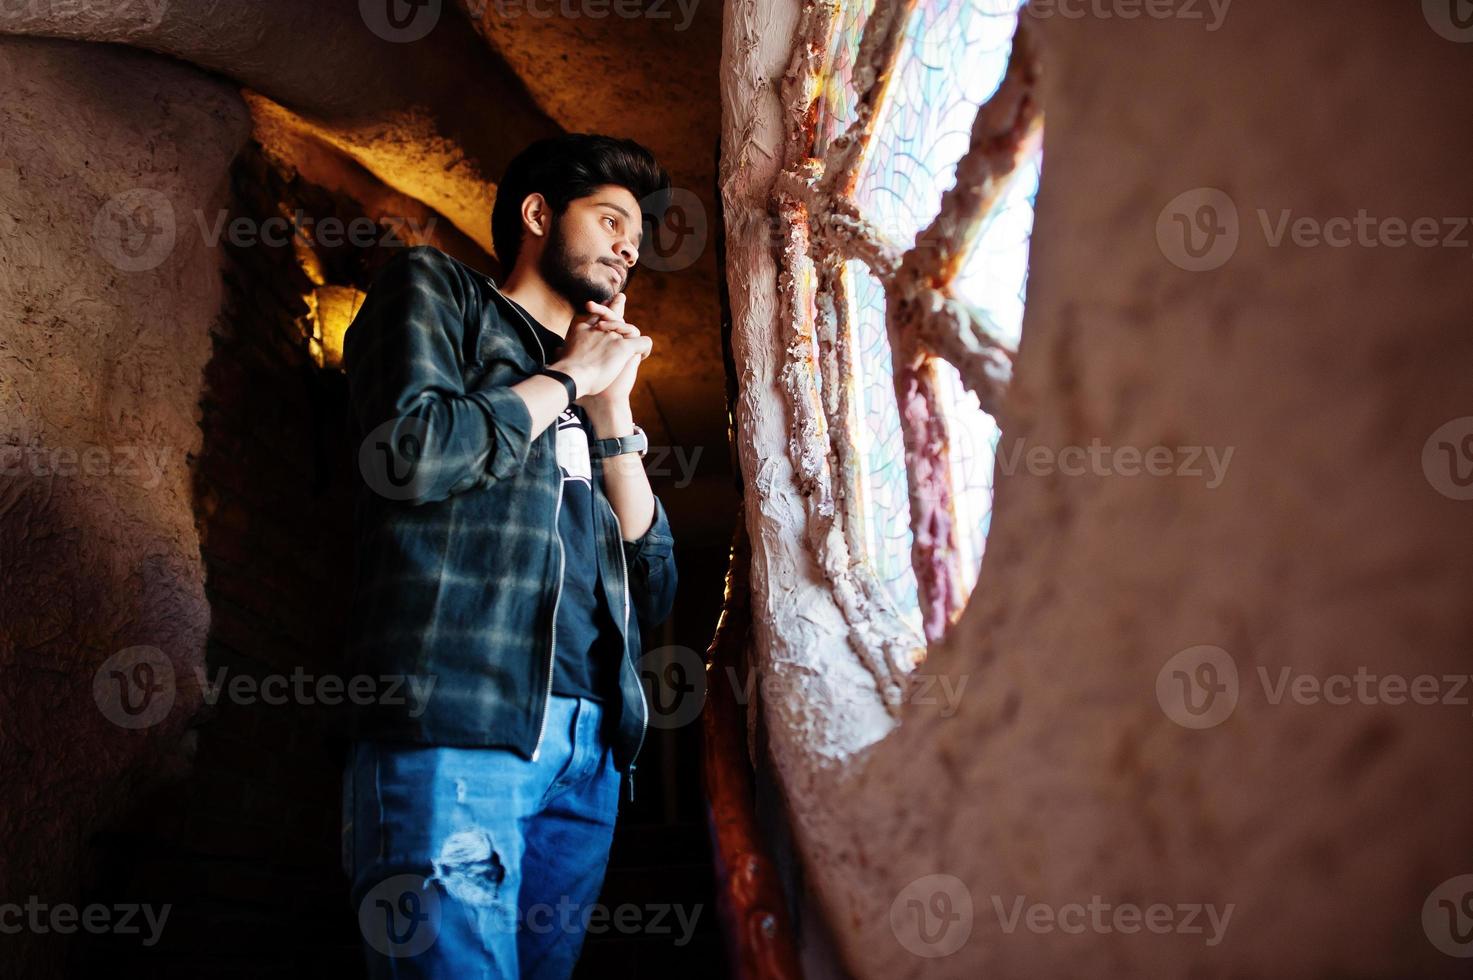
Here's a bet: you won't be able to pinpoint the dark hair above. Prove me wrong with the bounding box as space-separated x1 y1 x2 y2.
491 133 671 271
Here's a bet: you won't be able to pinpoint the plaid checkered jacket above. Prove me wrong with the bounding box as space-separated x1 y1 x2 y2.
340 244 677 776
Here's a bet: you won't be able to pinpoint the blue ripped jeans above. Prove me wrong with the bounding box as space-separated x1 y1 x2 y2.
342 695 622 979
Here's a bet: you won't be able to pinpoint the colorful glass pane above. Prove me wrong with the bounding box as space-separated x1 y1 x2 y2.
814 0 874 159
825 0 1037 626
843 258 924 636
952 148 1041 350
945 147 1041 592
853 0 1025 248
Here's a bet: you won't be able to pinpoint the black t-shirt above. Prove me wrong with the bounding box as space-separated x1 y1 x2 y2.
512 303 624 705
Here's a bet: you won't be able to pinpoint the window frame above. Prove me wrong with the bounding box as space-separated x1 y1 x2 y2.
766 0 1045 698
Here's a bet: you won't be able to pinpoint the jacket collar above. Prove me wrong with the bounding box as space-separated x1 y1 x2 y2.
480 273 593 431
480 273 549 368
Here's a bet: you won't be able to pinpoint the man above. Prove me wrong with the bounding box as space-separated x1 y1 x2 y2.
339 133 678 977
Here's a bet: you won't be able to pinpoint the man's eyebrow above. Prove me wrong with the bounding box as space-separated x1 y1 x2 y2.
598 201 643 246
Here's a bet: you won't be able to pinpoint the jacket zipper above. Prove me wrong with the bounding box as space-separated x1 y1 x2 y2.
605 499 648 802
532 487 565 762
487 277 562 764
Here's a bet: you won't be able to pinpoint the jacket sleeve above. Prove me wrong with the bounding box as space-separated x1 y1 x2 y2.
623 493 678 632
343 246 534 505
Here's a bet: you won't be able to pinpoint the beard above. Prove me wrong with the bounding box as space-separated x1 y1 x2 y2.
538 214 634 307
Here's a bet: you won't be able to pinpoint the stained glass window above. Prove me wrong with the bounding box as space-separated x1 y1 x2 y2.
814 0 873 160
945 146 1040 595
844 258 924 636
823 0 1041 631
853 0 1025 249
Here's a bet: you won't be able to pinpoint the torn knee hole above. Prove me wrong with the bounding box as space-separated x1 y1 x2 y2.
429 828 507 906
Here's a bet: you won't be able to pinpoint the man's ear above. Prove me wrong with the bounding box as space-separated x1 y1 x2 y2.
520 192 549 239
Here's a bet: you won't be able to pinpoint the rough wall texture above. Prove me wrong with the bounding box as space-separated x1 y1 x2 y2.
724 3 1473 978
0 0 558 256
1 0 740 545
0 35 250 975
65 140 365 975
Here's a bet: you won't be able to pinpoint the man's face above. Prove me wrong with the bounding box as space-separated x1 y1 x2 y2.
537 184 644 307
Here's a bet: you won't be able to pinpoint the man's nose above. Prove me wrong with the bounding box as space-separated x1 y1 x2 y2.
615 238 638 266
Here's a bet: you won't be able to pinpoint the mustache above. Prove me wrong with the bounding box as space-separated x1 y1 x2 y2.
599 258 634 289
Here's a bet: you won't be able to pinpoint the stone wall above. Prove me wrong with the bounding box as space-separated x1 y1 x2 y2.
721 3 1473 977
0 35 249 977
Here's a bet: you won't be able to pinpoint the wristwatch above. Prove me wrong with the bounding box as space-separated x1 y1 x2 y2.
589 423 648 459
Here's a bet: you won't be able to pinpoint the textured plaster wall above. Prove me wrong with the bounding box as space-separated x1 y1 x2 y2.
0 35 249 973
725 3 1473 978
0 0 557 257
0 0 735 518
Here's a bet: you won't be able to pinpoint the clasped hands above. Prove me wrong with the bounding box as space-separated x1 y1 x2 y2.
558 291 651 408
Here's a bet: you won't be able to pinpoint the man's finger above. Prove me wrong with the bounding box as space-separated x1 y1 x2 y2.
591 317 637 337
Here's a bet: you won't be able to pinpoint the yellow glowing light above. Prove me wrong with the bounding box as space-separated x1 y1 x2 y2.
310 285 366 370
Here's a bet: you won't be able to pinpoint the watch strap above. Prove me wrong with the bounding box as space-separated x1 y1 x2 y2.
590 424 648 459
